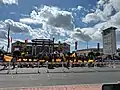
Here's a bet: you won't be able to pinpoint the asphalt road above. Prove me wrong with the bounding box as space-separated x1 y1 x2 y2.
0 70 120 88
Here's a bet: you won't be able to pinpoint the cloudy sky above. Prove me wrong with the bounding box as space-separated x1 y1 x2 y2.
0 0 120 51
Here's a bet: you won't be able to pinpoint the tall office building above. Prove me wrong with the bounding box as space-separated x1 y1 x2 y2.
102 27 117 55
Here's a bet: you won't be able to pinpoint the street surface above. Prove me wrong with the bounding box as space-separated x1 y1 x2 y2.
0 67 120 89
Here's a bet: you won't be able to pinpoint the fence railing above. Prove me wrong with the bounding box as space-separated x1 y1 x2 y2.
0 59 120 74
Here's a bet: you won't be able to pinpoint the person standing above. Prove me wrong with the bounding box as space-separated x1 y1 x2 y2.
11 56 17 69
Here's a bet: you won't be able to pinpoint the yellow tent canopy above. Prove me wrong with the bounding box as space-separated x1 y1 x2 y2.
88 60 94 62
4 55 13 62
56 59 61 62
71 53 76 57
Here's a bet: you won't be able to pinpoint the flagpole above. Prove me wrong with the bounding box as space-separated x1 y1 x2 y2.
10 37 12 53
7 25 10 53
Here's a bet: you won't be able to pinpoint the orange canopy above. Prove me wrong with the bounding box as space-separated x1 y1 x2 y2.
4 55 13 62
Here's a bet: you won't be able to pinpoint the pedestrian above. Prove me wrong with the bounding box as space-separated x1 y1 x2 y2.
11 56 16 69
0 53 7 70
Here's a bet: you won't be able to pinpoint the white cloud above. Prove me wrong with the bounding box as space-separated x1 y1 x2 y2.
109 0 120 12
20 18 41 24
31 28 50 39
5 19 32 34
31 23 68 41
0 30 7 39
0 21 6 29
22 5 74 30
82 13 100 23
64 38 75 44
71 5 83 11
80 28 97 36
91 30 102 41
103 3 113 17
12 39 27 43
71 28 92 42
0 21 8 39
82 0 116 23
110 12 120 25
0 0 18 5
77 6 83 10
97 0 106 7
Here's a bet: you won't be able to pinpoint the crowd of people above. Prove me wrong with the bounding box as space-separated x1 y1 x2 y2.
0 51 100 62
1 51 119 70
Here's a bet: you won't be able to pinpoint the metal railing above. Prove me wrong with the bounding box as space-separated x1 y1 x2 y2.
0 59 119 74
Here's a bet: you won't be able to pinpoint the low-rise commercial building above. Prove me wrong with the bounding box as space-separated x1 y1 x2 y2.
12 39 70 56
76 48 103 56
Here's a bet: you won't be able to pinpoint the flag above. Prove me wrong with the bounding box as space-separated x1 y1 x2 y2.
75 41 77 50
9 37 12 42
25 38 28 44
24 38 28 48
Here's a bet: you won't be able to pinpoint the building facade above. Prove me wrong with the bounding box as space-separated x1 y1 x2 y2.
76 48 103 56
102 27 117 55
12 39 70 56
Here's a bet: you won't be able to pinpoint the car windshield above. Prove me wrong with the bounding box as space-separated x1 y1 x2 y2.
0 0 120 90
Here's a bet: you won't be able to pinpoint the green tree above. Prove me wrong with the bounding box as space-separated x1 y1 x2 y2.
118 53 120 56
88 52 95 57
95 52 100 56
88 52 95 59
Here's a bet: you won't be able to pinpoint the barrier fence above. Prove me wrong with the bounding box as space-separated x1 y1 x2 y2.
0 58 120 74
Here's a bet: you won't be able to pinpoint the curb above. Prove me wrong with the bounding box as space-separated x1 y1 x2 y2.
0 70 120 74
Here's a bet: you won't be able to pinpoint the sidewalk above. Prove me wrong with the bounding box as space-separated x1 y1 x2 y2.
0 66 120 74
0 84 102 90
